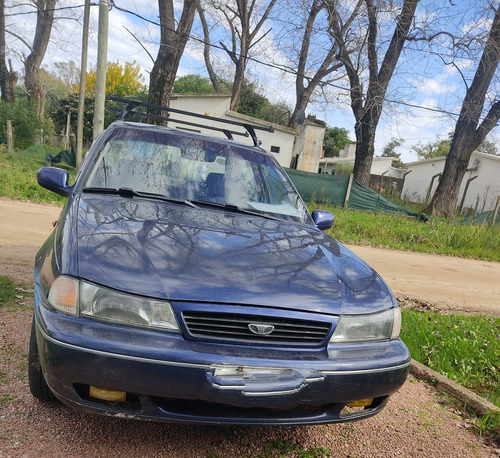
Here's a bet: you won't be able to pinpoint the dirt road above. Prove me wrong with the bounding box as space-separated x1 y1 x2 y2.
0 198 499 457
1 198 498 315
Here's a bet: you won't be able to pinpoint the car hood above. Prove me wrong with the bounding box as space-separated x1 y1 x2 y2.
75 195 394 315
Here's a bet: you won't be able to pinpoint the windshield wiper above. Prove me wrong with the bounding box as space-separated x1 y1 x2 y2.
82 187 198 208
190 199 282 221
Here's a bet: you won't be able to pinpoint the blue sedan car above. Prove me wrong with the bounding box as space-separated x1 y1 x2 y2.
29 104 410 425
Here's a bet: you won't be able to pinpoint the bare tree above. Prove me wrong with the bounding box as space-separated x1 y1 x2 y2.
196 4 222 93
0 0 17 103
424 4 500 217
200 0 278 111
277 0 362 128
23 0 56 116
148 0 198 113
327 0 420 186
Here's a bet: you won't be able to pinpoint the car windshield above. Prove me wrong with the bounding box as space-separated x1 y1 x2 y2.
84 126 311 224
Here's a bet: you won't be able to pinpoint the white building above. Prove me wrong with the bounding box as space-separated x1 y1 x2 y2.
168 94 300 169
400 152 500 213
318 144 396 175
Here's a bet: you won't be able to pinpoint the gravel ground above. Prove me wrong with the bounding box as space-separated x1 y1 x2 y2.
0 281 497 458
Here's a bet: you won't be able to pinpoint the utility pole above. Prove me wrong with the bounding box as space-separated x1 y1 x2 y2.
93 0 109 140
76 0 90 170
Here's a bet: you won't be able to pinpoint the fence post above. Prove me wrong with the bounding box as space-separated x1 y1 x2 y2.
6 120 13 154
65 111 71 149
491 196 500 226
344 174 354 208
458 175 478 214
426 173 441 204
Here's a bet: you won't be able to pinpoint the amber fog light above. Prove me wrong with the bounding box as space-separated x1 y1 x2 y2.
347 398 373 407
89 386 127 403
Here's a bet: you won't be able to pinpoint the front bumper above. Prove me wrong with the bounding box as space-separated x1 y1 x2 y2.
35 303 411 425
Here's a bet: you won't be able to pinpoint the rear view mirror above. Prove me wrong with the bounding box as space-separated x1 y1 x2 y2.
37 167 72 197
311 210 334 230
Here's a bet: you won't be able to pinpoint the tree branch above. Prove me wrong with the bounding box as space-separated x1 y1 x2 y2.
123 26 154 63
5 29 33 53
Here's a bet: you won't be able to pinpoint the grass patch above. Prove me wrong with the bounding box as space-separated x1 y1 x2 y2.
0 145 76 204
313 206 500 262
263 439 330 458
475 409 500 439
0 394 14 408
0 276 33 411
0 276 33 315
0 276 18 309
401 309 500 408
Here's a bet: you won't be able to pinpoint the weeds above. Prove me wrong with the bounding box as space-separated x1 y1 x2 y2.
263 439 330 458
474 409 500 440
401 309 500 441
312 206 500 262
400 310 500 408
0 276 18 309
0 146 76 204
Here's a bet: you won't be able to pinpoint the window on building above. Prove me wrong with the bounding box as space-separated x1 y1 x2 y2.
270 146 280 154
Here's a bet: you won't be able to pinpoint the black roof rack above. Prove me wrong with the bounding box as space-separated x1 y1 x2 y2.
106 96 274 147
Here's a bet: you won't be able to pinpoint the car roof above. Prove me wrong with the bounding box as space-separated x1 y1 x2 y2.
106 120 271 155
107 96 275 148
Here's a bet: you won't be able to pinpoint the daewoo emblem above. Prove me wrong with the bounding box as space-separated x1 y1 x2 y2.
248 323 275 335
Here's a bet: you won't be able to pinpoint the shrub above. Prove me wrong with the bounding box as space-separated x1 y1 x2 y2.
0 101 54 150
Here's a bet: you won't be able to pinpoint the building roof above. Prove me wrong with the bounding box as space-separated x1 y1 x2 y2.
226 110 299 135
403 151 500 167
319 156 395 165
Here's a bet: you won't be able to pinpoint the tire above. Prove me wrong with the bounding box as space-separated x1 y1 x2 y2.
28 316 56 402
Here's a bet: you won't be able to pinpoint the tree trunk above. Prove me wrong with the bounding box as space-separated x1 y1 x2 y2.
219 0 277 111
353 112 377 184
424 5 500 217
148 0 197 118
0 0 17 103
24 0 56 112
148 58 178 112
423 134 475 217
197 4 221 93
330 0 420 186
230 50 248 111
287 0 359 128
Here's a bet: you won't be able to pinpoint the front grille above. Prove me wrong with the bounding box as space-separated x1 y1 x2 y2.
182 311 332 346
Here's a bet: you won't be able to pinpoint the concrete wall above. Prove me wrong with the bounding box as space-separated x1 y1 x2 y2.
402 152 500 213
293 117 326 173
168 95 298 169
319 156 394 176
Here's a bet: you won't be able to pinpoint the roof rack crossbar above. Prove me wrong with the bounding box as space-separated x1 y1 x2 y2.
107 106 249 140
106 96 273 146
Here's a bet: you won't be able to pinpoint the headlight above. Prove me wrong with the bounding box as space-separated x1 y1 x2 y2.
48 276 180 332
48 276 79 315
329 308 401 343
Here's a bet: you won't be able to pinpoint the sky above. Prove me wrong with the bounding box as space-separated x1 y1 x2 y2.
4 0 499 164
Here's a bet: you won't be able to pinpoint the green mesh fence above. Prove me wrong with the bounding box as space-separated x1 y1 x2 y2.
285 169 349 206
285 168 420 218
349 180 420 217
460 211 499 225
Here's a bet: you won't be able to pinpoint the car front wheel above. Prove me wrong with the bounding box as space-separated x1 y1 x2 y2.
28 317 56 402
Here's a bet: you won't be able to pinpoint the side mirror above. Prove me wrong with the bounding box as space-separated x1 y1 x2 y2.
37 167 72 197
311 210 334 230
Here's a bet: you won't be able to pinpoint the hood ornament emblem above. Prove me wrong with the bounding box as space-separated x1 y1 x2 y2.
248 323 275 335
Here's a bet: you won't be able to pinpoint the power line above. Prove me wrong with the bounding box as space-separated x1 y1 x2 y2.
4 3 98 17
108 0 464 118
4 1 476 118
